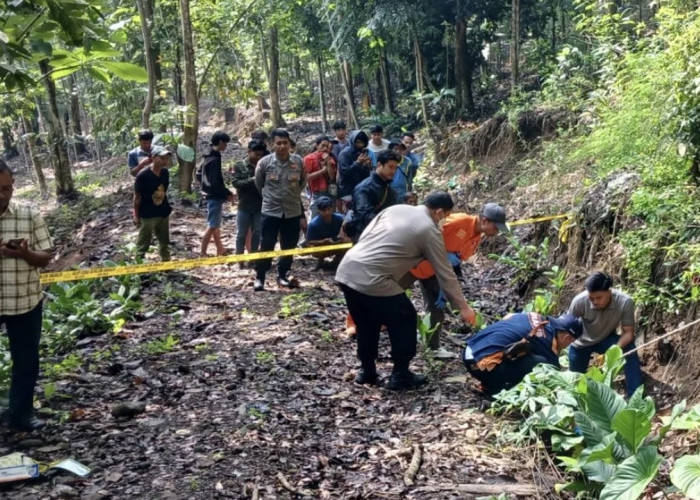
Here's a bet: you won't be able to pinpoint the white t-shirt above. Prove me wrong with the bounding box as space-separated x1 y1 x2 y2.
367 139 390 153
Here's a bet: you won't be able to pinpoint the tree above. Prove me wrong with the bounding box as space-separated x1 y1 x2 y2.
511 0 521 92
136 0 157 129
179 0 198 195
268 26 286 128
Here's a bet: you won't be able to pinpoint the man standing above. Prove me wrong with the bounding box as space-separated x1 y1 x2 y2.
346 149 399 241
331 121 349 159
463 313 582 394
304 135 338 217
386 140 415 201
254 129 307 291
0 160 52 431
403 203 508 357
198 131 234 256
134 146 172 261
567 272 643 397
232 140 266 258
336 191 478 390
337 130 372 208
402 132 421 180
128 129 154 177
367 124 390 153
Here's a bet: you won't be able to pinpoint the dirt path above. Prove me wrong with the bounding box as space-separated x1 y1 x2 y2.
0 186 557 499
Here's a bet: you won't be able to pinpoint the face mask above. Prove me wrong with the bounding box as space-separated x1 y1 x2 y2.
437 215 447 230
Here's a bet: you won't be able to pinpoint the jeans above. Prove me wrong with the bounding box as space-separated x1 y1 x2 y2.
466 353 550 395
206 199 223 229
136 216 170 261
0 302 42 425
568 332 643 397
255 215 301 280
236 209 261 254
340 284 417 374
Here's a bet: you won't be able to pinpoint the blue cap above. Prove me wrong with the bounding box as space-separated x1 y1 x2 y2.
548 314 583 338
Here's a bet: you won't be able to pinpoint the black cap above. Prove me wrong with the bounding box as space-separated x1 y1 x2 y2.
315 196 334 210
481 203 509 233
389 139 406 150
548 314 583 338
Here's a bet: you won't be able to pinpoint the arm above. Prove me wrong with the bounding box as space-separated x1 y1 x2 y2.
421 227 474 324
254 161 265 193
203 158 233 199
129 152 152 177
619 325 635 349
352 185 379 230
133 191 142 225
232 163 256 190
0 239 51 267
305 155 326 181
618 298 636 348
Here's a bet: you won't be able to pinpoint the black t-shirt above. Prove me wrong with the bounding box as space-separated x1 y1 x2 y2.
135 168 172 219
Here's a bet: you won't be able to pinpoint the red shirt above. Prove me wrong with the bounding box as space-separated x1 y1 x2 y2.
303 151 337 195
411 213 481 279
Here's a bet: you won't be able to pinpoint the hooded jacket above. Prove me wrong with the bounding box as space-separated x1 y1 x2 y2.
198 149 232 200
337 130 371 198
348 171 397 241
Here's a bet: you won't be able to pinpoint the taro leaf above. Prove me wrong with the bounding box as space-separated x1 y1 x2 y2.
670 402 700 431
651 399 688 446
586 379 626 434
551 433 584 452
582 459 617 483
556 480 601 494
575 410 606 447
579 432 617 465
612 409 651 452
626 386 655 422
177 144 195 162
670 454 700 499
603 345 625 386
599 446 662 500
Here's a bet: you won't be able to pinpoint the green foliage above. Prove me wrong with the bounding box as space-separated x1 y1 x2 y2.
523 266 567 316
489 236 550 285
670 455 700 499
288 81 315 114
278 292 311 318
142 333 179 356
255 351 274 364
42 279 142 355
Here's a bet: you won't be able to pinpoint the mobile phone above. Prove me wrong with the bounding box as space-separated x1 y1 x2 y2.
5 238 23 249
361 148 368 155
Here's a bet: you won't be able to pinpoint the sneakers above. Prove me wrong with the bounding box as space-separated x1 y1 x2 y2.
354 369 379 386
386 371 428 391
277 276 299 288
253 278 264 291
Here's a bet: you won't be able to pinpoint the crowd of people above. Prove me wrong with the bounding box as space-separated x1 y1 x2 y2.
0 121 646 433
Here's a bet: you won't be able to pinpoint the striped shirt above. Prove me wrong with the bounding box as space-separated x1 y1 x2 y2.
0 201 53 315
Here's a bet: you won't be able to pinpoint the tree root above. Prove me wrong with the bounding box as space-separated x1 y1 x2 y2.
403 443 423 487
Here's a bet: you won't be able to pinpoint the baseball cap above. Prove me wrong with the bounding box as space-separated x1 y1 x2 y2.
548 314 583 338
150 145 172 156
481 203 509 233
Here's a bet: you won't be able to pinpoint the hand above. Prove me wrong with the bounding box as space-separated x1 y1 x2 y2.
0 238 29 260
434 288 447 309
300 217 308 233
133 216 141 227
460 305 477 326
446 252 461 267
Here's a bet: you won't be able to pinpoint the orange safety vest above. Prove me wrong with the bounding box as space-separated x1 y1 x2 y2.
411 213 482 280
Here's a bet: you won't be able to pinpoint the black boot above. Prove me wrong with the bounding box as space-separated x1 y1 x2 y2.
386 360 427 391
354 360 379 386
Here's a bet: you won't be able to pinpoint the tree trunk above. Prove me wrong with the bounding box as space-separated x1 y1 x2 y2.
173 44 183 105
454 9 467 113
378 48 393 114
362 71 371 113
67 75 86 155
551 2 557 53
268 26 286 128
413 34 430 128
317 56 328 133
510 0 520 93
340 60 358 129
178 0 198 195
39 59 74 198
136 0 157 129
21 116 47 196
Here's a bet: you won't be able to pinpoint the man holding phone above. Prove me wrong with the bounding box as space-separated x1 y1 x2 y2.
337 130 372 210
0 160 53 431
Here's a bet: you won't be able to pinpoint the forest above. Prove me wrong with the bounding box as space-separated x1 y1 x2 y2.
3 0 700 498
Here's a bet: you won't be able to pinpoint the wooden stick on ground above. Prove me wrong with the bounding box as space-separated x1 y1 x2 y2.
403 444 423 487
414 483 539 496
277 472 314 496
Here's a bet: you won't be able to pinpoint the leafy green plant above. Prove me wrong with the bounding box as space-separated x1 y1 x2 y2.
278 292 311 318
489 236 550 285
43 353 83 380
142 334 179 356
523 266 567 316
255 351 274 364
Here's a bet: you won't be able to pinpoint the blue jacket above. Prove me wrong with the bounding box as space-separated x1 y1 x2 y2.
337 130 371 198
390 157 414 200
466 313 560 367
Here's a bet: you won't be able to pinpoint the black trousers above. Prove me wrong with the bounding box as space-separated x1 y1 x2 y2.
340 284 417 371
255 214 301 279
465 353 549 395
0 301 42 424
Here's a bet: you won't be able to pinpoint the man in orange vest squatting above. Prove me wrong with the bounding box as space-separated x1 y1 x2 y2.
399 203 509 358
463 313 583 395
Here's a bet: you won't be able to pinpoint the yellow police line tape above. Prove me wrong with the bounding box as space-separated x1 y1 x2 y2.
40 243 353 285
39 213 573 284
